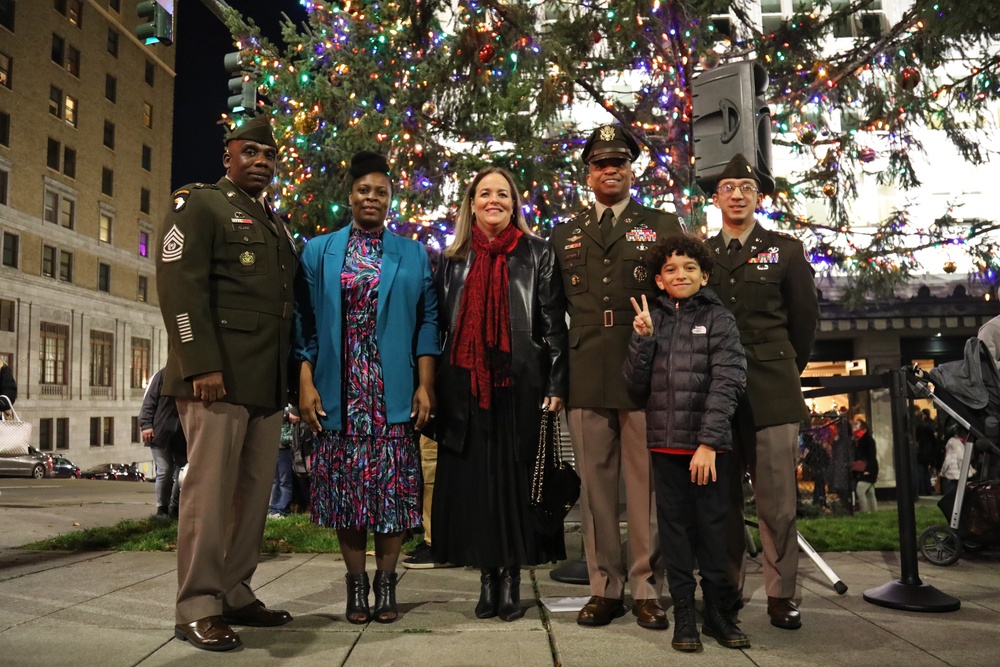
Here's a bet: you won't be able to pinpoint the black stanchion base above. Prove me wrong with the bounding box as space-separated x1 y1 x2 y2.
863 580 961 612
549 559 590 585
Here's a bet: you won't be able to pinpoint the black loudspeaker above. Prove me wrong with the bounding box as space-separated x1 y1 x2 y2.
692 61 774 194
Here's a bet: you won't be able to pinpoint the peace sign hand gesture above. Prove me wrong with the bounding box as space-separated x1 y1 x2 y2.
630 295 653 337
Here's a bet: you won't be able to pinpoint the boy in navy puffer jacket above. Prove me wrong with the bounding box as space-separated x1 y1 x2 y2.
623 234 747 652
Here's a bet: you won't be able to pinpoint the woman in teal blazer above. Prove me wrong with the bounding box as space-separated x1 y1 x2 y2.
292 152 439 625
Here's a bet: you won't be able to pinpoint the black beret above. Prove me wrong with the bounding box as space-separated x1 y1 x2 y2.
581 124 641 164
225 114 277 149
349 151 390 180
717 153 760 185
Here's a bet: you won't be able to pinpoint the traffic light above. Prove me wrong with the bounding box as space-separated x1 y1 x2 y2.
691 60 774 194
224 50 257 114
135 1 173 46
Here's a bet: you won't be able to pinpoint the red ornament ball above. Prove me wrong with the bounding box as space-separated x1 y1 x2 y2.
859 147 877 163
478 44 495 64
591 31 602 45
897 67 921 92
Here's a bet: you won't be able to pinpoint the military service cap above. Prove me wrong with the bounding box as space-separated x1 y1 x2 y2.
581 124 641 164
225 114 277 149
717 153 760 185
349 150 390 179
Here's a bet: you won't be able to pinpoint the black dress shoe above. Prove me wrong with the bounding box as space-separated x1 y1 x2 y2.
497 567 524 621
222 600 293 627
633 598 668 630
475 569 500 619
373 570 399 623
767 596 802 629
577 596 626 627
174 616 241 652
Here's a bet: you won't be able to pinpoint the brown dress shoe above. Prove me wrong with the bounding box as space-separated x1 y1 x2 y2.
222 600 293 627
633 599 669 630
577 596 626 626
174 616 241 651
767 596 802 630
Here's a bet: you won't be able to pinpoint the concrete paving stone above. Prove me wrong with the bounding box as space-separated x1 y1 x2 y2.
138 629 357 667
0 620 169 667
345 629 554 667
0 550 112 582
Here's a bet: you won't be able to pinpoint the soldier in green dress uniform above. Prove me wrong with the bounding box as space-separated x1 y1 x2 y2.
550 124 683 630
156 115 298 651
705 153 819 631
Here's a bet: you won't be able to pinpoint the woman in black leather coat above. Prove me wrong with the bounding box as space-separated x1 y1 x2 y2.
432 167 568 621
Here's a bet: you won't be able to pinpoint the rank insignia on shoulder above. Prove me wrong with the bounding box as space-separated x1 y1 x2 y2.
626 228 656 243
162 225 185 263
173 191 190 211
226 191 236 199
239 251 256 266
633 266 648 283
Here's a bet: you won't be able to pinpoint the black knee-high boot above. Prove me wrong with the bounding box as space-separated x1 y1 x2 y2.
497 567 524 621
475 568 500 619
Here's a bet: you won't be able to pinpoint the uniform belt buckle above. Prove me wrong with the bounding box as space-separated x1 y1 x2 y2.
603 310 614 327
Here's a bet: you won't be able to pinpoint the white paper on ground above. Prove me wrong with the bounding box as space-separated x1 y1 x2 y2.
540 596 593 612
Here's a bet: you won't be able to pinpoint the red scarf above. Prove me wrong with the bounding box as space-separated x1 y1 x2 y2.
450 223 522 409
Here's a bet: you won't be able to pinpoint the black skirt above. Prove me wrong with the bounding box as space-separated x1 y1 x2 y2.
432 389 566 569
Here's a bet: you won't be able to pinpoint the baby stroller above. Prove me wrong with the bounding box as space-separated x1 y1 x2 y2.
910 336 1000 566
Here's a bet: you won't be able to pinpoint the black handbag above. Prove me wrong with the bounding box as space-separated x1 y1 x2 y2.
529 406 581 536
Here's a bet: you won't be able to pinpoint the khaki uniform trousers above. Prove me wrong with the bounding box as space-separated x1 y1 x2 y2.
568 407 662 601
419 434 438 544
726 421 800 600
175 400 283 624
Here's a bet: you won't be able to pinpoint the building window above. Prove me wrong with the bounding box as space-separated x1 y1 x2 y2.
49 86 62 118
109 0 120 13
56 418 69 449
51 33 65 65
41 245 56 277
131 337 150 389
138 231 149 257
105 73 116 102
0 51 11 88
90 330 113 387
47 138 61 169
64 95 77 127
40 418 54 451
39 322 69 385
66 45 79 77
131 416 141 443
98 262 110 292
99 212 112 242
145 60 154 86
140 187 150 214
141 144 152 171
0 167 8 206
59 249 72 282
44 188 75 228
137 275 148 302
63 147 76 178
89 417 99 446
67 0 82 27
142 103 153 129
0 0 14 32
107 28 119 57
0 298 14 331
832 0 886 38
101 167 113 196
102 417 114 446
1 232 17 268
0 110 8 147
103 120 115 149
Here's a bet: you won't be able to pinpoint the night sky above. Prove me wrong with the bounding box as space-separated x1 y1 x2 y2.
170 0 307 189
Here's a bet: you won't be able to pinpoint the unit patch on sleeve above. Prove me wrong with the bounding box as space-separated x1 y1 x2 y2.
161 225 185 263
173 190 190 211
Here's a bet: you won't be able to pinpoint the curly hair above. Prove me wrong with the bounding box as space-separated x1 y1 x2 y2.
645 234 715 279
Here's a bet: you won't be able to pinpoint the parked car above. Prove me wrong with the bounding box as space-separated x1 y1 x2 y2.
51 456 81 478
0 449 54 479
81 463 146 482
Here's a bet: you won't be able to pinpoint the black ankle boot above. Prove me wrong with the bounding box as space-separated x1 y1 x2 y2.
702 602 750 649
344 572 371 624
372 570 398 623
497 567 524 621
475 569 500 619
671 596 701 652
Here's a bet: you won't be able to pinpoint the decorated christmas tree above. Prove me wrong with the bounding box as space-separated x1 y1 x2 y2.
224 0 1000 305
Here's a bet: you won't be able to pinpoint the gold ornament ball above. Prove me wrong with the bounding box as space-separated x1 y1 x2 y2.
294 113 318 135
822 182 837 198
943 260 957 274
811 60 832 81
796 123 818 145
420 100 437 117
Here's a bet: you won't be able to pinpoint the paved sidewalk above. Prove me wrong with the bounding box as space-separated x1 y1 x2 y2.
1 545 999 666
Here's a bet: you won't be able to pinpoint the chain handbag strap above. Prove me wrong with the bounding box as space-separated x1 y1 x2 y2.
530 406 552 505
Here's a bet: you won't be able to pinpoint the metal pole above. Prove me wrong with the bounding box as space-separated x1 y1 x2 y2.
195 0 233 24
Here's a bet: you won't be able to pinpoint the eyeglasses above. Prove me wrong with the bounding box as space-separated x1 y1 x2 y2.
718 183 759 196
